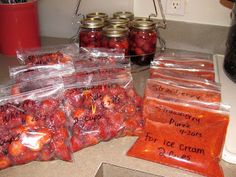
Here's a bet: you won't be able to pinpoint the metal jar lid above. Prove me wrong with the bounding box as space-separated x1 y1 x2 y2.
86 12 108 19
131 18 156 30
113 11 134 20
108 17 129 27
80 18 104 29
103 26 129 37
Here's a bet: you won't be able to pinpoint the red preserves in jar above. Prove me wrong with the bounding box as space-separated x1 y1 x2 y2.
102 26 129 55
129 18 158 65
79 18 104 48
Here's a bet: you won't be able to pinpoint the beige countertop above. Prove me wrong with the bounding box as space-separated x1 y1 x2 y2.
0 37 235 177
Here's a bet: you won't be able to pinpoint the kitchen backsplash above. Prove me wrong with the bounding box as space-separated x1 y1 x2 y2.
159 20 229 55
38 0 231 38
134 0 232 27
38 0 134 38
38 0 229 55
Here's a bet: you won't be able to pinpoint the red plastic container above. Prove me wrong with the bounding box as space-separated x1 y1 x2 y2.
0 0 40 56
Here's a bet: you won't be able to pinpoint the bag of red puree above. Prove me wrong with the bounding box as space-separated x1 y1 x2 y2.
127 97 230 177
0 77 72 170
150 66 216 81
63 75 143 152
152 56 214 70
155 49 213 63
16 43 80 66
149 67 220 90
145 79 221 109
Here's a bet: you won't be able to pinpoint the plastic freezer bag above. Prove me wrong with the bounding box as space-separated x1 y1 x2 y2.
63 75 143 152
73 65 132 86
74 47 129 69
150 67 216 81
152 56 214 70
66 47 132 92
127 97 229 177
155 49 213 62
17 43 80 65
149 68 220 90
73 47 131 85
0 78 72 170
0 76 65 96
144 79 221 109
9 63 75 83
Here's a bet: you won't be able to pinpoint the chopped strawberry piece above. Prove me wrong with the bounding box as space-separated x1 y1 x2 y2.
8 140 25 157
0 156 11 169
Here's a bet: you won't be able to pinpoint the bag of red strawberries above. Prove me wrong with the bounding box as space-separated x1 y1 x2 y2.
9 63 75 83
0 77 72 170
72 47 131 86
16 43 80 66
74 47 129 68
63 73 143 152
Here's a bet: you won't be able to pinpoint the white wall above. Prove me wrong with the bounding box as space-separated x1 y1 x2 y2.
134 0 232 26
38 0 232 38
38 0 134 38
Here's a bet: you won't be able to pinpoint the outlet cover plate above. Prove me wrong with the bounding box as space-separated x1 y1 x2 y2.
166 0 185 16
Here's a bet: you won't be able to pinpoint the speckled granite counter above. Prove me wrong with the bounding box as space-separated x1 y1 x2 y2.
0 37 235 177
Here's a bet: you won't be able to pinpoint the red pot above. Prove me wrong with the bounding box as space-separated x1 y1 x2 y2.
0 0 40 56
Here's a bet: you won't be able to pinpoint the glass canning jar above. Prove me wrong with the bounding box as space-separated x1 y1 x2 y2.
113 11 134 21
102 26 129 55
86 12 108 20
108 17 129 28
86 12 109 25
79 18 104 48
129 18 158 66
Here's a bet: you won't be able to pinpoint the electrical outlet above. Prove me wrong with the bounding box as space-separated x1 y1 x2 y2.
166 0 185 16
